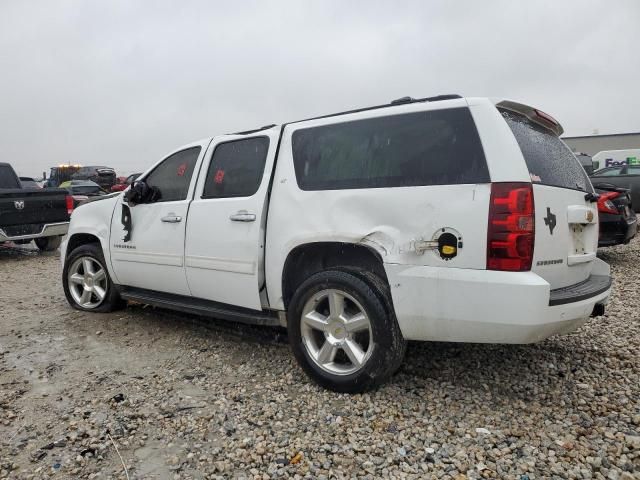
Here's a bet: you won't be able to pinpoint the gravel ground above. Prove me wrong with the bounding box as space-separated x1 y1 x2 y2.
0 241 639 480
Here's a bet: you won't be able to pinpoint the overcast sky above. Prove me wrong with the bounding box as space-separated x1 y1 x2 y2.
1 0 639 177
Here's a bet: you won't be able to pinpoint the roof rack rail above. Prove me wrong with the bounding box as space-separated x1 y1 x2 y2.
423 94 462 102
289 94 463 125
231 124 277 135
390 96 415 105
223 95 464 135
392 94 462 104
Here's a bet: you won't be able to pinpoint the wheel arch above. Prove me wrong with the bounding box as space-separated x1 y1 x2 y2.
65 233 103 259
280 241 390 310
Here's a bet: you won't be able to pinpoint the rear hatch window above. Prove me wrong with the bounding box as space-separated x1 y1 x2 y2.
500 108 598 289
500 110 593 193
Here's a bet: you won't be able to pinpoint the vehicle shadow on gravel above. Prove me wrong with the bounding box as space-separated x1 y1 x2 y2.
399 336 611 404
123 303 289 346
0 243 55 258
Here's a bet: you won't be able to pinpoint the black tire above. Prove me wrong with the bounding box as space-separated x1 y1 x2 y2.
62 243 125 313
287 269 406 393
34 235 62 251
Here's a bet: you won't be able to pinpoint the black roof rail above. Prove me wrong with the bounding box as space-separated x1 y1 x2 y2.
224 95 463 135
423 94 462 102
288 94 463 125
230 124 277 135
390 96 415 105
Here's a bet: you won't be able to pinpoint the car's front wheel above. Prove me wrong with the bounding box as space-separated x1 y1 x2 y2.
287 270 406 393
63 243 124 312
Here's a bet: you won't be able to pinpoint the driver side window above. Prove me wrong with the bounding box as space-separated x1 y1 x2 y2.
145 147 201 202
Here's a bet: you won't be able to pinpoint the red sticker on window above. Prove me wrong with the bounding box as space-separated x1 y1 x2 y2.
214 169 225 184
176 163 187 176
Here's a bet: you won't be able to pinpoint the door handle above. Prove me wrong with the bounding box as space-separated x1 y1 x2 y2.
161 214 182 223
229 210 256 222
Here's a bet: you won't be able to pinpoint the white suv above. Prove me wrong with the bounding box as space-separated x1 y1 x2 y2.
61 95 611 392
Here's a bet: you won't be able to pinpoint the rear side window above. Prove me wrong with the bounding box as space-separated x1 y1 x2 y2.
0 165 20 189
145 147 201 202
501 110 592 192
202 137 270 198
291 107 489 190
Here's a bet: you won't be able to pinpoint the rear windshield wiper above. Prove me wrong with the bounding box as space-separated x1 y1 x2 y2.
584 192 599 202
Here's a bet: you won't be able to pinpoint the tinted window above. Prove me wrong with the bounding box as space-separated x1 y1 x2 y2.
501 110 592 192
145 147 201 202
291 108 489 190
202 137 270 198
0 165 20 189
626 166 640 175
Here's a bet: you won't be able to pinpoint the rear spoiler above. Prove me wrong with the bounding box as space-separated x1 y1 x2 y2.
496 100 564 136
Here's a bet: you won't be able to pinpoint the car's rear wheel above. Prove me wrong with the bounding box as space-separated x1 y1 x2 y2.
34 235 62 251
63 243 125 312
288 269 406 393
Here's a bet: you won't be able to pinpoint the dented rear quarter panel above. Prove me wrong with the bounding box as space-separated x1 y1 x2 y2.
265 99 508 310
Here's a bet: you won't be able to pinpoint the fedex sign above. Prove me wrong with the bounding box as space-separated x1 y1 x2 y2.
605 156 638 167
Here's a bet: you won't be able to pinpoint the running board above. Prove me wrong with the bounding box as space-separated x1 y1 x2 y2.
117 286 281 327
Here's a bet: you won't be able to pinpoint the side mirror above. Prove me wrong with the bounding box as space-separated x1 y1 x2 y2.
124 181 161 206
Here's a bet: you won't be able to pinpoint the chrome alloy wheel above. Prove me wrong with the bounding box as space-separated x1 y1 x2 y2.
67 256 108 309
300 289 374 375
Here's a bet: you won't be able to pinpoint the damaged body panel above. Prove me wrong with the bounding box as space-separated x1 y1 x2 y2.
61 94 612 392
266 99 493 310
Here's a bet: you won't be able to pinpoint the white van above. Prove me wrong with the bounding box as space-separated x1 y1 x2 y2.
592 149 640 170
60 95 611 392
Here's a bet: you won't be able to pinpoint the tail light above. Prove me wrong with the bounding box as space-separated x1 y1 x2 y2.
66 195 74 215
597 191 619 215
487 183 535 271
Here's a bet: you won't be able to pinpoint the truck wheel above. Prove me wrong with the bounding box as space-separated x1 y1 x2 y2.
63 243 125 313
34 235 62 251
287 270 406 393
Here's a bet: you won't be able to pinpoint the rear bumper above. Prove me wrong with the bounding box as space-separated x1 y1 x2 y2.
0 222 69 242
549 274 611 305
384 258 611 343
